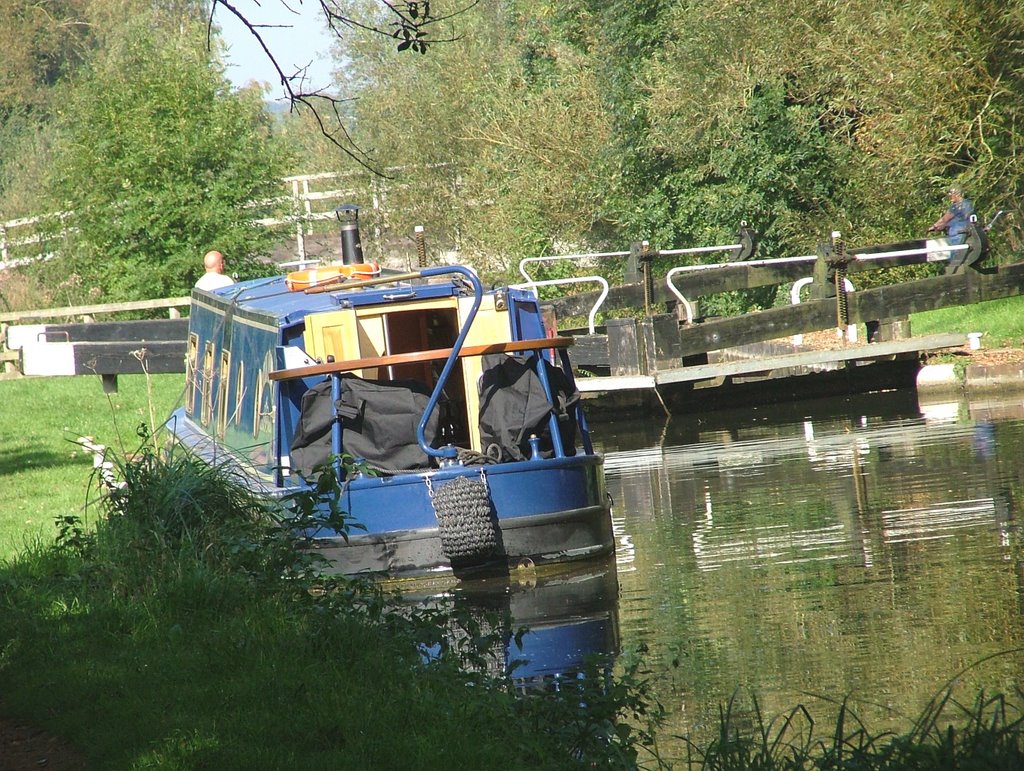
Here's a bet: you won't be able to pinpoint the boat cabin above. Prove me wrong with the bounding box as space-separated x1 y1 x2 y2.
181 272 576 490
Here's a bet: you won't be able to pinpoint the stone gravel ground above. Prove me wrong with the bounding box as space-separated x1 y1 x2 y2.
957 347 1024 367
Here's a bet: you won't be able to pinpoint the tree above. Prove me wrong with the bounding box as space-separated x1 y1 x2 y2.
73 0 1013 282
43 16 293 302
0 0 94 121
209 0 480 170
636 0 1024 254
322 0 616 276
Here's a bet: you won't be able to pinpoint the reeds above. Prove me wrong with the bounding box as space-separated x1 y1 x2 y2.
679 684 1024 770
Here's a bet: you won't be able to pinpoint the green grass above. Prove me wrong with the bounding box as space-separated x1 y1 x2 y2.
911 294 1024 348
0 373 184 559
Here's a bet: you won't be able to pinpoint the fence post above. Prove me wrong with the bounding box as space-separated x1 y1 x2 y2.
641 314 683 373
1 321 14 376
625 240 648 285
607 317 649 377
812 239 838 300
293 179 306 263
371 176 386 258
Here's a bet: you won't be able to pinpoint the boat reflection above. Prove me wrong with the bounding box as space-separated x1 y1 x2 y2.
393 557 620 690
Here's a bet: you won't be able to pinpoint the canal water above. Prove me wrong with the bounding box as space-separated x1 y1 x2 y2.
444 388 1024 761
595 388 1024 756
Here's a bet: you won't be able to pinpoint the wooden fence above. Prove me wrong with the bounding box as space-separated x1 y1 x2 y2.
0 171 387 269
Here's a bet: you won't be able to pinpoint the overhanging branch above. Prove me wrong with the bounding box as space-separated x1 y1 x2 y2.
209 0 478 175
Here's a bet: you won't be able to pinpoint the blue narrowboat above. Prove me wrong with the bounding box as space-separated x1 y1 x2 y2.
167 216 613 576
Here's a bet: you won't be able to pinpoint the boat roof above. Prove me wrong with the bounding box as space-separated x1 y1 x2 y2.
196 273 472 327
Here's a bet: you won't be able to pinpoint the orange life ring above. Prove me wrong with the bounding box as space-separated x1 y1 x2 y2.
285 262 381 290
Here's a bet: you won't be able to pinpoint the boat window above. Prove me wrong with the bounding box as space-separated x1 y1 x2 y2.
254 350 275 443
216 349 230 436
185 333 199 414
253 367 273 439
383 308 459 382
253 374 263 438
234 361 245 427
201 341 215 426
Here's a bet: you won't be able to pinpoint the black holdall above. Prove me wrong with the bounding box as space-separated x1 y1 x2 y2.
290 375 439 476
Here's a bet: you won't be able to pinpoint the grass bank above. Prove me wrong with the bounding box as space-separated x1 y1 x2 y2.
911 294 1024 348
0 436 657 768
0 373 184 559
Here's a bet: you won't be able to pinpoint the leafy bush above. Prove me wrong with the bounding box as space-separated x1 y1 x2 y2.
0 428 664 768
41 17 292 303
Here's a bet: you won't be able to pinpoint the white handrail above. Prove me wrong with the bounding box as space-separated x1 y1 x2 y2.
511 276 609 335
517 242 743 284
658 244 741 257
790 277 857 343
664 255 817 324
789 277 815 305
789 276 856 303
517 251 629 283
853 243 966 261
670 254 817 274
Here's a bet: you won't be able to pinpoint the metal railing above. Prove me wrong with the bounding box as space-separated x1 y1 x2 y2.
665 240 968 323
511 276 610 335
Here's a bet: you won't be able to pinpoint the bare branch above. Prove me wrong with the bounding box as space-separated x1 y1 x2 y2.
209 0 478 175
319 0 478 52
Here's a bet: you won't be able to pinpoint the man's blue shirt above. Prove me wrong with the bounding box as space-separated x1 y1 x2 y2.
947 198 974 243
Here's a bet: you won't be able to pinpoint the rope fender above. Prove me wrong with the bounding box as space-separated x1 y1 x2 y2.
430 474 500 564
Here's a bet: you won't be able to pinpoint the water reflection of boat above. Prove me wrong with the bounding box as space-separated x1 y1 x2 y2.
395 558 620 688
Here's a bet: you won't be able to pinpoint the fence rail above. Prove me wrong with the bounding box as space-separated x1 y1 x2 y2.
0 211 74 267
1 296 191 382
0 171 384 269
0 296 189 324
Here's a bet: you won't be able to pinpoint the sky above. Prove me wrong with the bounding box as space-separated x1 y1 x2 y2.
216 1 338 95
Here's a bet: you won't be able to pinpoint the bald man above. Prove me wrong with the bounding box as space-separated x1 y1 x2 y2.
195 249 235 291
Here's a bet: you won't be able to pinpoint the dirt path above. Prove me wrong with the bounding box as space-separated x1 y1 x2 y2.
0 713 85 770
798 329 1024 367
959 346 1024 366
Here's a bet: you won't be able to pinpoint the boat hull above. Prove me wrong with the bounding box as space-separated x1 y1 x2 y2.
170 406 613 578
308 453 611 575
312 497 613 576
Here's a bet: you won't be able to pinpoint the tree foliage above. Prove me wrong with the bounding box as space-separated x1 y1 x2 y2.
631 0 1024 252
0 0 219 221
327 0 1024 288
44 16 292 302
3 0 1024 307
0 0 93 121
332 0 616 275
